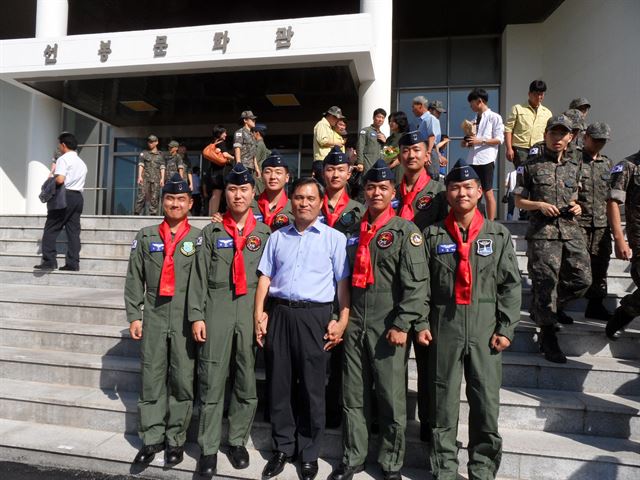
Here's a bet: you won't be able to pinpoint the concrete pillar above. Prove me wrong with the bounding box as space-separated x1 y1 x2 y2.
359 0 393 134
36 0 69 38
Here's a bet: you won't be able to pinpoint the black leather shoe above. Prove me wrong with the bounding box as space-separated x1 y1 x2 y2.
330 462 365 480
34 263 56 270
383 470 402 480
165 445 184 465
262 451 293 479
59 265 79 271
198 453 217 475
606 307 635 340
228 445 250 469
301 460 319 480
557 309 574 325
539 326 567 363
133 443 164 464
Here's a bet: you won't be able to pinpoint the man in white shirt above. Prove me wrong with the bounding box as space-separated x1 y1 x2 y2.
463 88 504 220
35 132 88 271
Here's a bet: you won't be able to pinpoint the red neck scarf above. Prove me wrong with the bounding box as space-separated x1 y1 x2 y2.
322 190 350 227
258 191 288 227
222 211 257 296
158 218 191 297
444 209 484 305
352 205 396 288
399 169 431 220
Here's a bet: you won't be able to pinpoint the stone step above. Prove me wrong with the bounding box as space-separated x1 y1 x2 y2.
0 252 128 273
0 214 211 230
0 225 140 242
0 318 137 357
0 238 133 257
0 266 125 289
515 251 632 277
0 418 637 479
511 235 623 259
520 287 624 312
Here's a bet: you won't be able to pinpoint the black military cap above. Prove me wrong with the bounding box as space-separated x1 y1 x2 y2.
253 123 267 135
363 158 395 183
162 173 190 195
546 114 573 132
323 145 349 165
398 130 426 147
586 122 611 140
445 158 480 184
262 150 288 170
225 163 255 186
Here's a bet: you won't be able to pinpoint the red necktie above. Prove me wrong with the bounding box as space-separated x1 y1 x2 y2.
399 169 431 220
322 190 350 227
158 218 191 297
258 191 288 227
352 205 396 288
444 209 484 304
222 211 257 296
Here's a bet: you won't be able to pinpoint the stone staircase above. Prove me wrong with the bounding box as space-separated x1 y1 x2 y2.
0 215 638 480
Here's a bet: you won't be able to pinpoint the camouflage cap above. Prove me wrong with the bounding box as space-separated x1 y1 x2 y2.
569 97 591 110
546 114 573 132
324 106 345 119
586 122 611 140
240 110 257 120
147 134 159 142
428 100 447 113
563 109 586 131
168 140 179 148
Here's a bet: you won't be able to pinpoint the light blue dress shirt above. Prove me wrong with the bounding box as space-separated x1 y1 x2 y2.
257 218 349 303
417 111 441 144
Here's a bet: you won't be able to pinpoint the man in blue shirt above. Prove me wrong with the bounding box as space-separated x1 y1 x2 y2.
412 96 440 179
255 177 351 480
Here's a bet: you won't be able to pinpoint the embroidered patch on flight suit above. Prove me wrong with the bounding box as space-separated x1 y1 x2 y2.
476 239 493 256
340 211 356 227
246 235 262 252
272 213 290 228
131 239 137 250
196 236 203 246
377 231 394 249
216 238 234 248
149 242 164 252
410 233 423 246
416 194 433 211
254 213 264 222
391 199 400 209
180 241 195 256
347 236 360 247
437 243 456 254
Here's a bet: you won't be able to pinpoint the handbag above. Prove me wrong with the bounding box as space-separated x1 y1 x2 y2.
501 193 509 204
202 140 227 167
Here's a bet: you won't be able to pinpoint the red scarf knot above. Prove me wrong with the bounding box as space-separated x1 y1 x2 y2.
258 191 288 227
158 218 191 297
399 169 431 220
322 190 350 227
352 205 396 288
222 211 257 296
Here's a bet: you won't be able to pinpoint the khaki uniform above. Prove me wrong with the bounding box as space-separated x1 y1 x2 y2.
514 142 592 326
250 198 294 231
134 150 166 215
357 125 383 174
233 128 257 170
188 221 271 455
124 224 201 447
578 150 613 300
609 153 640 316
342 216 428 472
423 220 521 479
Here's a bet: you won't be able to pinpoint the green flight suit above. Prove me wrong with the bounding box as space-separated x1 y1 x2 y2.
254 140 272 195
342 216 428 472
423 219 521 480
250 197 295 231
124 224 201 447
357 125 384 174
395 177 449 238
321 198 365 235
188 221 271 455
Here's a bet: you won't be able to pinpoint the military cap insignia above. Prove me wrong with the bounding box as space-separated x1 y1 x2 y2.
177 183 184 191
416 194 433 211
476 239 493 256
196 236 203 246
180 241 195 256
410 232 423 246
272 213 290 228
246 235 262 252
377 231 394 249
131 239 137 250
340 211 356 227
610 163 624 174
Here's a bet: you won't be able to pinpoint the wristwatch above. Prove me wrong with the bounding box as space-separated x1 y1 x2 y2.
481 139 486 146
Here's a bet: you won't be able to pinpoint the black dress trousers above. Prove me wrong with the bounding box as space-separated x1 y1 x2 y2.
41 190 83 268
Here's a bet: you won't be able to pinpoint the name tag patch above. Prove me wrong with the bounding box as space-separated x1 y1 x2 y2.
253 213 264 222
347 236 360 247
130 239 137 250
391 199 400 209
437 243 457 254
216 238 234 249
149 242 164 252
196 236 203 246
476 239 493 256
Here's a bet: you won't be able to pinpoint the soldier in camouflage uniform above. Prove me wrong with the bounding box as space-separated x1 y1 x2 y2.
563 109 586 150
568 97 591 120
134 134 166 215
165 141 185 182
605 148 640 339
514 115 592 363
234 111 259 175
577 123 614 320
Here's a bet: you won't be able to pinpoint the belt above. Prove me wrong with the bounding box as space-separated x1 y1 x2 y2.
270 297 332 309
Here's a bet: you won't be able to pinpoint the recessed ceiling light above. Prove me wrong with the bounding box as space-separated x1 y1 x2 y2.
120 100 158 112
266 94 300 107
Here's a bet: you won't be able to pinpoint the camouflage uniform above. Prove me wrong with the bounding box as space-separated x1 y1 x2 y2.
578 150 613 300
514 142 592 326
233 128 257 171
135 150 166 215
165 153 185 181
609 151 640 316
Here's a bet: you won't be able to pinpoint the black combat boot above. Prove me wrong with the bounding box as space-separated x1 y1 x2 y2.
605 307 635 340
539 326 567 363
556 309 574 325
585 297 612 320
